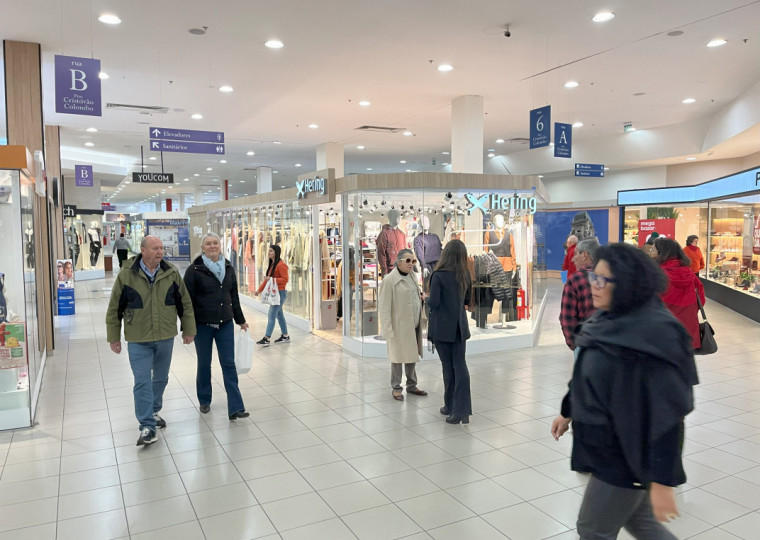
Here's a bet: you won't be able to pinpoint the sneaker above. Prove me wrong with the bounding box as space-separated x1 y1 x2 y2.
136 428 157 446
256 337 270 347
153 412 166 428
199 404 210 414
229 411 251 420
274 335 290 344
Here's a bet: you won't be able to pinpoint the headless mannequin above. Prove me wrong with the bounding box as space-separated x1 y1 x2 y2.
376 209 406 276
414 216 442 279
489 214 517 329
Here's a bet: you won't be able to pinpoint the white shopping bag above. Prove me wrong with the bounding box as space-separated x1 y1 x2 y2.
235 328 254 375
261 277 281 306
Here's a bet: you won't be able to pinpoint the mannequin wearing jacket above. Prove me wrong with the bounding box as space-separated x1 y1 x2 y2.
414 216 442 277
376 209 407 276
484 214 517 324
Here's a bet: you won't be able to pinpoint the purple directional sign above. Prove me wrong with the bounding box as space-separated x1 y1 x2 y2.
149 139 225 155
149 127 224 144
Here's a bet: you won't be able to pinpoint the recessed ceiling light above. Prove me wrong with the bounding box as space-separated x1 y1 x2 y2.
592 11 615 22
686 157 697 161
280 186 285 188
218 85 233 93
405 169 412 173
400 160 407 164
98 71 109 79
572 122 584 128
240 180 245 183
488 148 495 152
212 178 219 182
682 98 696 104
98 13 121 25
437 64 453 72
148 156 156 161
125 181 130 184
191 113 203 120
358 100 371 107
564 80 579 88
86 127 98 132
442 151 450 155
273 170 279 174
206 167 213 171
366 168 373 171
194 173 200 177
84 141 94 147
246 151 255 156
294 163 302 167
168 186 173 189
183 178 189 181
273 141 282 144
308 124 319 129
495 139 505 143
265 40 284 49
356 145 365 150
706 39 727 47
487 153 495 158
219 159 227 163
403 131 413 136
538 175 544 178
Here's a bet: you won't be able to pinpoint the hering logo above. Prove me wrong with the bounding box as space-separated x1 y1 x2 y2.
465 193 537 215
296 177 326 199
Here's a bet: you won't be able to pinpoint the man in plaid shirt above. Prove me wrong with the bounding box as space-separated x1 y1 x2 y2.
559 238 600 349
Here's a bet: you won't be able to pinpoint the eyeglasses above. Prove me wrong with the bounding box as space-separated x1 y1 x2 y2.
401 258 417 264
587 271 616 289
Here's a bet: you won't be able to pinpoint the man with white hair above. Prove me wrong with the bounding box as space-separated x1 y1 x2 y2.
562 235 579 276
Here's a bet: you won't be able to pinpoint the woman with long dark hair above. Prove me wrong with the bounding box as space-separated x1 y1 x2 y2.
426 239 472 424
551 243 698 538
255 244 290 346
655 237 705 349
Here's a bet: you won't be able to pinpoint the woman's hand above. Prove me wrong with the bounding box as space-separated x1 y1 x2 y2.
239 323 249 331
551 415 571 441
650 483 678 522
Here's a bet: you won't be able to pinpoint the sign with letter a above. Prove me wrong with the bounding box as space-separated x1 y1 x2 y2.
55 55 102 116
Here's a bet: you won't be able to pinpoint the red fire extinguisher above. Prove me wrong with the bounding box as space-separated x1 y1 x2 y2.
516 288 528 320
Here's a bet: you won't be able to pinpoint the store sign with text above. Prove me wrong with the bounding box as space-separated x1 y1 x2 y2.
465 193 537 215
75 165 93 187
637 219 675 247
530 105 551 149
55 55 102 116
554 122 572 158
132 172 174 184
297 169 336 206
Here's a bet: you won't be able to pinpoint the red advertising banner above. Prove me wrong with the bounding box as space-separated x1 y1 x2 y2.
638 219 676 247
753 215 760 255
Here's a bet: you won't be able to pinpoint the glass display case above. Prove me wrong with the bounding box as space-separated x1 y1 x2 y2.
63 213 104 273
0 168 41 429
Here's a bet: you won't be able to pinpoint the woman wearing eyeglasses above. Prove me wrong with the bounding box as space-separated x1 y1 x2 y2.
551 243 698 539
379 249 428 401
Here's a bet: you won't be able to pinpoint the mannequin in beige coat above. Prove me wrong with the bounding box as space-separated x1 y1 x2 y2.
379 249 428 401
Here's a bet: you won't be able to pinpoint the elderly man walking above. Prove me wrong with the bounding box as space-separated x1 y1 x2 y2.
106 235 196 446
559 238 600 350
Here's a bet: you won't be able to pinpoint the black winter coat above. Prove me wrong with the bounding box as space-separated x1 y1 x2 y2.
427 270 471 343
183 256 246 326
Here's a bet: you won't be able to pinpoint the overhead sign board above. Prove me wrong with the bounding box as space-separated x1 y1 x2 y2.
149 127 224 144
297 169 336 206
55 55 102 116
132 172 175 183
75 165 93 187
575 163 605 177
554 122 572 158
529 105 551 149
465 192 537 215
149 139 225 155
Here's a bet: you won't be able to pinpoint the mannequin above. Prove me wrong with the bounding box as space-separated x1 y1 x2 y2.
67 226 80 267
485 214 517 328
24 222 34 269
414 216 442 278
375 209 406 276
87 224 102 267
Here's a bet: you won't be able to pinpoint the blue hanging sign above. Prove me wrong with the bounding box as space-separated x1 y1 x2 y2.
575 163 605 177
554 123 572 158
530 105 551 149
54 55 102 116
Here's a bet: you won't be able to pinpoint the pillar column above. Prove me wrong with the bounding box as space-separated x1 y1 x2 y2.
45 125 65 260
316 142 344 178
451 95 484 174
257 166 272 193
195 186 204 206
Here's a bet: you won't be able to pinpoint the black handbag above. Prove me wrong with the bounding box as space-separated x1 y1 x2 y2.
694 292 717 355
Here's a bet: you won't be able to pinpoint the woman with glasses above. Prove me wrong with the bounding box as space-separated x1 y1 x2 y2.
379 249 428 401
426 239 472 424
551 243 698 539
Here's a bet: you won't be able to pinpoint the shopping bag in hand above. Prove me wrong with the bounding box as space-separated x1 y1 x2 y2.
235 328 254 374
261 277 281 306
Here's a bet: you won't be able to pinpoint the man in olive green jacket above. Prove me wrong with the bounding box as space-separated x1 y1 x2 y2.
106 236 196 446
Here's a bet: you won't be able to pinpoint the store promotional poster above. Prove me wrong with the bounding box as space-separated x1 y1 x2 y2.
56 259 75 315
638 219 676 247
0 322 27 369
145 219 190 261
543 210 609 270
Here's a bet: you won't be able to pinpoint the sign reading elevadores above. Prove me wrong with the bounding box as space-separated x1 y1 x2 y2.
149 127 225 155
55 55 102 116
575 163 605 177
132 172 175 184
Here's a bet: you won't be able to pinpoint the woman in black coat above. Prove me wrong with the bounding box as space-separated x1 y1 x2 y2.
551 243 698 538
184 232 250 420
426 239 472 424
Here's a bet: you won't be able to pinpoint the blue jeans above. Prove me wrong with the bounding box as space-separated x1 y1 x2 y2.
194 321 245 416
127 338 174 431
265 290 288 337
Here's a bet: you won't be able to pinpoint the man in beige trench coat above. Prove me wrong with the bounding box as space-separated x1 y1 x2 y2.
378 249 428 401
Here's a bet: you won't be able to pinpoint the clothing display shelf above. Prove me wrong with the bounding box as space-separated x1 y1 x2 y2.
319 213 341 301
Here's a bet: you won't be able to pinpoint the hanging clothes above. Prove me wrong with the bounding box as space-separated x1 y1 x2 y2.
484 229 516 272
375 224 407 275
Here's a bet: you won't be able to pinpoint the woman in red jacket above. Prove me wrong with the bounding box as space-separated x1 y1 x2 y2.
255 245 290 346
655 238 705 349
563 235 579 276
683 235 705 276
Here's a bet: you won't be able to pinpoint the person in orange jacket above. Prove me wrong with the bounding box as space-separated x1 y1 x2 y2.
255 244 290 346
683 235 705 276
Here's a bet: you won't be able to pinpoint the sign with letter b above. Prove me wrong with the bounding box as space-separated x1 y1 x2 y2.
55 55 102 116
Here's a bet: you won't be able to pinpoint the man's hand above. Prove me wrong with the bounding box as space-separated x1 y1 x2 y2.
239 323 249 331
110 342 122 354
551 415 571 441
182 335 195 345
650 483 678 522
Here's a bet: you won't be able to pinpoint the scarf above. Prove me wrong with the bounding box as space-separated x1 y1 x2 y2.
202 255 225 283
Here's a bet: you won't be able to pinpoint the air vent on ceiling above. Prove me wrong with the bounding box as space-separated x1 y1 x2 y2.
506 138 529 144
106 103 169 114
355 125 406 133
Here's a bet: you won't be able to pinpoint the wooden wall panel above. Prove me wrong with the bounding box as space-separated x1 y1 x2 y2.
3 41 44 154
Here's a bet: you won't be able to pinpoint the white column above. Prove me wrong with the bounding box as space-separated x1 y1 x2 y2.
257 167 272 193
451 95 484 174
194 187 204 206
316 142 344 178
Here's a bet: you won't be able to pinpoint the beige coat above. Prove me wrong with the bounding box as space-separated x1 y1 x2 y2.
378 268 423 363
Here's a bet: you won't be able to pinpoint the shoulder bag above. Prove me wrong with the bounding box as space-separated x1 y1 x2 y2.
694 291 717 355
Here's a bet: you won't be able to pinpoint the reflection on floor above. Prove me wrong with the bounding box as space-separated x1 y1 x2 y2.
1 276 759 539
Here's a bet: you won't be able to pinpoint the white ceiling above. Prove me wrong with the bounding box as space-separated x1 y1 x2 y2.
2 0 760 209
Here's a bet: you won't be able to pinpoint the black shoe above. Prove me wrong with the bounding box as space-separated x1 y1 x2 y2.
136 428 157 446
445 415 470 424
199 404 210 414
153 412 166 428
440 407 451 416
229 411 250 420
256 337 270 347
274 335 290 344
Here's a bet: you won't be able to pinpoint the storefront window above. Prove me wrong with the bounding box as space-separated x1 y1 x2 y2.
63 214 104 272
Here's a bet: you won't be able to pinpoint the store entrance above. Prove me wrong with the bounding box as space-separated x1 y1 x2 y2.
312 203 343 342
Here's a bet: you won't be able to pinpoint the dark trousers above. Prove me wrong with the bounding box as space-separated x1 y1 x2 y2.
117 249 128 268
577 476 677 539
194 321 245 416
435 336 471 416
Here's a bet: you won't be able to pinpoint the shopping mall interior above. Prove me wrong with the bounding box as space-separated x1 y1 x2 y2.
1 1 760 538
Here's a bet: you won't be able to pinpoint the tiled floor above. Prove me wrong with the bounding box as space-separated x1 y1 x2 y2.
1 276 759 539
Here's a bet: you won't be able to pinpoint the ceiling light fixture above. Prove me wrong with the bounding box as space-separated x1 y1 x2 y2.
356 145 365 150
400 160 406 164
495 139 505 143
148 156 156 160
240 180 245 183
84 142 94 147
98 71 109 79
706 39 727 47
219 159 227 163
218 85 233 93
294 163 302 167
682 98 696 104
183 178 189 181
191 113 203 120
308 123 319 129
442 151 450 155
437 64 453 72
686 157 697 161
592 11 615 22
564 80 579 88
403 131 413 137
265 40 284 49
366 168 373 171
246 151 255 156
194 173 200 177
206 167 213 171
273 141 282 144
86 127 98 132
572 122 583 128
98 13 121 25
487 153 495 158
358 100 371 107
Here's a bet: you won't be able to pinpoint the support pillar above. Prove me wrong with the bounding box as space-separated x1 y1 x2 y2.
451 95 484 174
316 142 344 178
257 166 272 193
